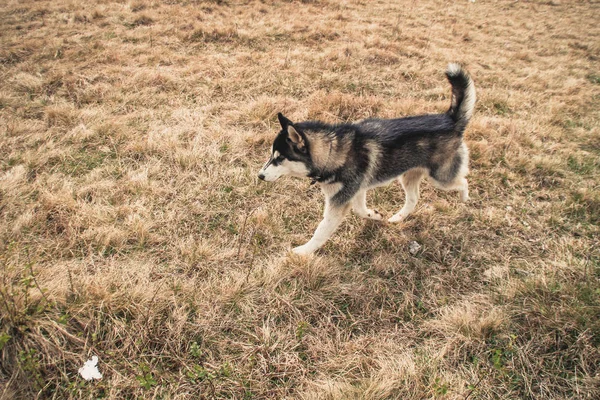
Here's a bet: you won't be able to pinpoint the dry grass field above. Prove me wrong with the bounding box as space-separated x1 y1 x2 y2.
1 0 599 398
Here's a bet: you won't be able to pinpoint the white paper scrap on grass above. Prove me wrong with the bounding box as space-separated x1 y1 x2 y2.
409 241 422 255
79 356 102 381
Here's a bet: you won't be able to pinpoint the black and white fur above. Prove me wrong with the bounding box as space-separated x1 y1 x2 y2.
258 63 476 255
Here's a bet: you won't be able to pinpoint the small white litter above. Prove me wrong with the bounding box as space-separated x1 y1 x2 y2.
79 356 102 381
408 241 421 255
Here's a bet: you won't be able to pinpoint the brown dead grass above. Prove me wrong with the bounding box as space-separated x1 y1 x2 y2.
1 0 599 399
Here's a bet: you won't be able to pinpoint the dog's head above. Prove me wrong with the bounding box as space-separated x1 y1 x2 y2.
258 113 311 182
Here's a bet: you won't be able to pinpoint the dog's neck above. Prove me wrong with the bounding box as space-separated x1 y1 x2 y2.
308 134 335 185
306 128 351 185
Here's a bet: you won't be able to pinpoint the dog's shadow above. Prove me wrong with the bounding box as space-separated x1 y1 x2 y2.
346 219 396 262
343 215 427 265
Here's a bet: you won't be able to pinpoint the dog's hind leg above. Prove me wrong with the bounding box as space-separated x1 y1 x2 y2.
293 202 351 255
460 180 469 202
389 168 426 223
455 178 469 202
352 190 383 220
431 176 470 202
429 144 470 202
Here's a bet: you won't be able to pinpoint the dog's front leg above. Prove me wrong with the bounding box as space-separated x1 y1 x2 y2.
352 190 383 220
293 202 351 255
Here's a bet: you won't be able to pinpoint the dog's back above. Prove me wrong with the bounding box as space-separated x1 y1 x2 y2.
334 63 476 194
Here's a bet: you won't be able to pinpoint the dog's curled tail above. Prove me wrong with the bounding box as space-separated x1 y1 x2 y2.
445 63 476 135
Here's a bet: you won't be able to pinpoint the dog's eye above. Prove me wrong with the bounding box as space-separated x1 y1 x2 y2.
270 155 285 166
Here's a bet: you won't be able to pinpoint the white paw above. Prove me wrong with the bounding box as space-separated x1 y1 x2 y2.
366 209 383 221
388 213 406 223
292 245 314 255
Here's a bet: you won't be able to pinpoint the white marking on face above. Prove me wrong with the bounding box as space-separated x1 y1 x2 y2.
258 150 309 182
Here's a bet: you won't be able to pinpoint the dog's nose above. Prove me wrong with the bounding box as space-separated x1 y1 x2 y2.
258 173 265 181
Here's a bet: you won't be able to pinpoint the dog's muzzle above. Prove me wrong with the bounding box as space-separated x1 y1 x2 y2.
258 173 266 181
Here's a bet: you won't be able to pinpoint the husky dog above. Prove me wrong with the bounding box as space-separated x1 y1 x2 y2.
258 64 476 255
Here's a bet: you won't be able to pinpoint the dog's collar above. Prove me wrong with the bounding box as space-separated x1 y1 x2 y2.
309 173 333 185
309 176 322 185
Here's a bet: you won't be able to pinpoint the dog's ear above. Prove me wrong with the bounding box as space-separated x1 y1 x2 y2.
278 112 293 130
279 113 306 153
287 125 306 153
